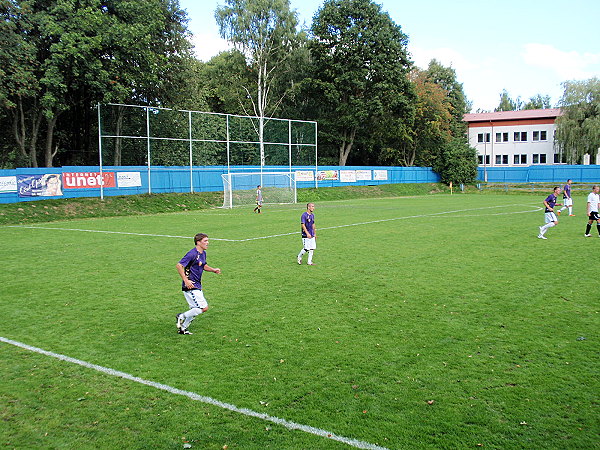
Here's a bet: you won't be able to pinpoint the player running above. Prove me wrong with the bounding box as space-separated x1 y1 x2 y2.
175 233 221 335
538 186 562 239
557 179 574 216
584 185 600 237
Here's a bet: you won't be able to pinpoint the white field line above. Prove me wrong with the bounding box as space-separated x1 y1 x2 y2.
0 336 387 450
5 204 541 243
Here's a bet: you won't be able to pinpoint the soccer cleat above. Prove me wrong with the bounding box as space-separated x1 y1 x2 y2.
176 313 185 331
584 234 592 237
307 262 316 265
297 257 302 265
178 328 193 335
537 234 547 239
569 214 575 216
556 210 561 216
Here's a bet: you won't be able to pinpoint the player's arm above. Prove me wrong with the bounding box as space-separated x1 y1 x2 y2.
301 222 312 238
176 262 196 290
543 200 552 211
204 264 221 274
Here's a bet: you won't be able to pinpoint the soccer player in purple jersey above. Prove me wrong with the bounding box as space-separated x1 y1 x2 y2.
253 185 263 213
538 186 562 239
557 179 574 216
584 185 600 237
175 233 221 334
297 202 317 265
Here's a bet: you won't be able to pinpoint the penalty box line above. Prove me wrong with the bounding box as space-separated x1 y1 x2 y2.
6 204 541 243
0 336 387 450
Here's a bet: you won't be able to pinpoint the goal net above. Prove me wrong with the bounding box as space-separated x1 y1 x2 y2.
221 172 297 209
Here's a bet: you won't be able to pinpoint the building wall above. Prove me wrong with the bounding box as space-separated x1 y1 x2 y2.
468 120 559 167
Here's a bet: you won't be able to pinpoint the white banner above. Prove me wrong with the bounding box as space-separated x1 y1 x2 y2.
340 170 357 182
117 172 142 187
295 170 314 182
373 170 388 181
0 176 17 192
356 170 372 181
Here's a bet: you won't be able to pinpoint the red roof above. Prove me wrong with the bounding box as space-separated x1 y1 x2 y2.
463 108 562 123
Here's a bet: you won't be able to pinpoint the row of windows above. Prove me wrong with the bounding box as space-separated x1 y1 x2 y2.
478 153 561 165
477 130 548 143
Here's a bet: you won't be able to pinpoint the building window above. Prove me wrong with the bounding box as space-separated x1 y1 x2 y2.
495 132 509 142
533 130 548 141
484 155 490 165
554 153 561 163
540 131 547 140
533 154 539 164
540 154 547 163
478 133 490 143
521 154 527 164
502 155 508 165
478 155 483 164
514 131 527 142
495 155 501 165
514 155 520 164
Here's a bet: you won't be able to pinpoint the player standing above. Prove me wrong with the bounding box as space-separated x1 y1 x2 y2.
557 179 574 216
253 185 263 213
297 202 317 265
584 185 600 237
537 186 562 239
175 233 221 335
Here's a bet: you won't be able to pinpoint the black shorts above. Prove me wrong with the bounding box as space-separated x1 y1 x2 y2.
590 211 600 221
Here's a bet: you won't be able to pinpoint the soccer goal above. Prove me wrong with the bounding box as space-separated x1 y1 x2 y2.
221 172 297 209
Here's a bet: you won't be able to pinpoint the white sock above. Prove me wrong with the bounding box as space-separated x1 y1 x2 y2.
307 250 314 264
298 249 306 260
568 207 572 215
183 308 203 328
540 222 555 235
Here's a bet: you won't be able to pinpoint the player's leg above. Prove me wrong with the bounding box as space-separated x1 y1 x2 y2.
538 213 557 237
307 238 317 265
298 238 308 263
180 290 209 333
567 198 574 215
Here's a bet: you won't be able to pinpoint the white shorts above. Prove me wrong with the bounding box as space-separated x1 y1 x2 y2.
183 289 208 310
564 198 573 207
302 237 317 250
544 212 558 223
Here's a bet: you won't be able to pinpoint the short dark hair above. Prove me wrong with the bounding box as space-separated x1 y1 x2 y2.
194 233 208 244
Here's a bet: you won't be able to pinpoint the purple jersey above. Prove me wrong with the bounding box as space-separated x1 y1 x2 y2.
179 247 206 291
544 193 558 213
301 211 315 237
563 184 571 198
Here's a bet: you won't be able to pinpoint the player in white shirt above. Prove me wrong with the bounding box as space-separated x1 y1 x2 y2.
584 185 600 237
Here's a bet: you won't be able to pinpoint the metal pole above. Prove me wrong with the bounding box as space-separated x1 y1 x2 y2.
146 107 151 194
97 103 104 200
189 110 193 193
315 121 319 188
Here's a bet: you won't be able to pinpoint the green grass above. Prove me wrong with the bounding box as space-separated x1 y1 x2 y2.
1 193 598 449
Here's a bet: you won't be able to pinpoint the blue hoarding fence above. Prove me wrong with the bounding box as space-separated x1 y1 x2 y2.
477 165 600 183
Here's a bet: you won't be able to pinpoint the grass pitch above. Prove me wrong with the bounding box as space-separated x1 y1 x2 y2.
1 193 598 449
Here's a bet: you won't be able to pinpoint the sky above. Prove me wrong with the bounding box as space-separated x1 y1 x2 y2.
178 0 600 112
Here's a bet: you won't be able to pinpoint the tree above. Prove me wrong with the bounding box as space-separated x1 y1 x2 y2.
433 138 478 185
495 89 523 112
555 77 600 164
425 59 471 137
216 0 301 166
307 0 413 166
0 0 193 167
523 94 552 110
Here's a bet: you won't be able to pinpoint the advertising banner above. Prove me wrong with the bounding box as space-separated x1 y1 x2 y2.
17 174 63 197
373 170 388 181
0 176 17 193
295 170 315 182
340 170 357 182
63 172 116 189
316 170 338 181
356 170 372 181
117 172 142 187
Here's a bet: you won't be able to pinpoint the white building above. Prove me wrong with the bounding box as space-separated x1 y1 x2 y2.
463 109 563 167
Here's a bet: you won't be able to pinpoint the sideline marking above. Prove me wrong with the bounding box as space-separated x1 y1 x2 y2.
6 204 541 242
0 336 387 450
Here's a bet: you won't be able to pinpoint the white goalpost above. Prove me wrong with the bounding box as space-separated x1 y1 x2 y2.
221 172 297 209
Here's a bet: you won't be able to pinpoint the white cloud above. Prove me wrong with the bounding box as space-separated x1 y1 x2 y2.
190 32 233 61
522 43 600 81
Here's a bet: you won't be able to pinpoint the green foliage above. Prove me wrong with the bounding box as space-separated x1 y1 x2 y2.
555 77 600 164
307 0 414 166
495 89 523 112
433 137 478 184
523 93 552 110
